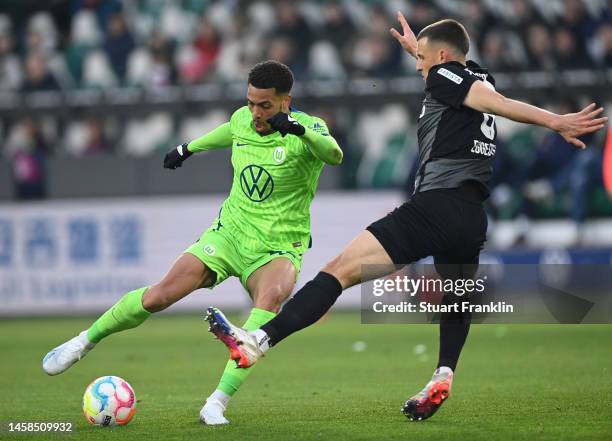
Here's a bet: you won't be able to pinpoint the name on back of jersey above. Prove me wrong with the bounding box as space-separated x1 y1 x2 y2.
471 139 496 157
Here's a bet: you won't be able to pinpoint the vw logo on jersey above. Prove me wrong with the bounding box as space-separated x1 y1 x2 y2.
273 147 285 164
240 165 274 202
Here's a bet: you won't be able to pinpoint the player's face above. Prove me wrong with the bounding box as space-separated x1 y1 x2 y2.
247 84 291 134
416 37 451 80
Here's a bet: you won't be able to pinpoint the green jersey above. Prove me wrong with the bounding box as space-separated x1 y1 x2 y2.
189 106 340 255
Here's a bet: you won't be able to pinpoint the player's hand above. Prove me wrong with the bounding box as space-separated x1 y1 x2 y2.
390 11 418 59
267 112 306 137
163 143 193 169
553 103 608 149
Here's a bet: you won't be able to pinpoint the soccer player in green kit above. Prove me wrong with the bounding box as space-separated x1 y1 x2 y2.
42 60 343 425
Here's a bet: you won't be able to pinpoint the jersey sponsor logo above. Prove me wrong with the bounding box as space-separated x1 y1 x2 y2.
240 164 274 202
471 140 496 157
309 122 329 135
273 147 285 164
235 142 248 147
437 68 463 84
203 244 216 255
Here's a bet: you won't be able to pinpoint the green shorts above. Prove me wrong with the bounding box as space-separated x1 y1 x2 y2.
184 222 303 290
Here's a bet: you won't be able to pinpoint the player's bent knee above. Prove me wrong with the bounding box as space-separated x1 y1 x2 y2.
322 254 358 289
254 288 286 313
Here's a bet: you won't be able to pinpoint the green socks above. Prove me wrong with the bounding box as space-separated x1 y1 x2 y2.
216 308 277 396
87 287 151 344
86 291 275 400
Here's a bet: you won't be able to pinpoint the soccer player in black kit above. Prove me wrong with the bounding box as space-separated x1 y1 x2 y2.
206 14 607 421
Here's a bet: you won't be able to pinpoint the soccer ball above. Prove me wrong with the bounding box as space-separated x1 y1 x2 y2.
82 376 136 426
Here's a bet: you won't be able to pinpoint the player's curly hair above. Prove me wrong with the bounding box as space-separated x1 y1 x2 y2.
417 19 470 55
248 60 294 95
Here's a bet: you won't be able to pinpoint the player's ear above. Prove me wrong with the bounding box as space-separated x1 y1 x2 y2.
438 48 447 63
281 94 291 113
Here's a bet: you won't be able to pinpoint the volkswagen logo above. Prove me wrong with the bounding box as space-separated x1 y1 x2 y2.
240 165 274 202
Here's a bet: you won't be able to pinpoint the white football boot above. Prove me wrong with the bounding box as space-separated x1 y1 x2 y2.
205 307 263 368
200 398 229 425
42 331 96 375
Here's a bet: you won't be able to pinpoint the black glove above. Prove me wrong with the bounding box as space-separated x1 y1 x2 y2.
163 143 193 169
266 112 306 137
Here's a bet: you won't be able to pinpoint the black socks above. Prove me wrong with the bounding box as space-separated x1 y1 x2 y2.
437 294 472 371
261 272 343 346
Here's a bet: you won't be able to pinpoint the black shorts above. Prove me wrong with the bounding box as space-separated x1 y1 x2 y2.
367 183 487 266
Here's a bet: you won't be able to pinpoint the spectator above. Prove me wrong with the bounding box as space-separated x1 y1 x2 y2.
352 34 401 78
0 30 22 91
595 23 612 67
21 52 60 91
554 27 593 68
274 1 314 59
321 1 355 49
480 31 520 72
519 100 598 225
84 118 109 154
507 0 546 42
320 1 355 68
407 0 440 35
559 0 597 48
103 12 135 81
460 0 498 53
147 31 175 87
566 144 604 225
351 6 402 77
521 131 578 204
179 20 221 83
70 0 123 32
525 23 556 70
603 0 612 23
25 12 58 55
11 118 48 200
266 37 307 79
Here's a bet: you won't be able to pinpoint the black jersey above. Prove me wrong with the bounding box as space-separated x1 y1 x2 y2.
414 60 497 198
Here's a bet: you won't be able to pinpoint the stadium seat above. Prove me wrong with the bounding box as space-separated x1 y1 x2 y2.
308 41 346 79
82 51 117 88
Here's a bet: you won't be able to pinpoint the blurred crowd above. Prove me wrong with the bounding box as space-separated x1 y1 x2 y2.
0 0 611 91
0 0 611 233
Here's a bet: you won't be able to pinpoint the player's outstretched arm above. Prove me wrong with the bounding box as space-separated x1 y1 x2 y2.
464 81 608 149
301 128 343 166
389 11 417 59
267 112 343 165
163 122 233 169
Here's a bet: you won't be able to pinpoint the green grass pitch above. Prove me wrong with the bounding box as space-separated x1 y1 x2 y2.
1 313 611 441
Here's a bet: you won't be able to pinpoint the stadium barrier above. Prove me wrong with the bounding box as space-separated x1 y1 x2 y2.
1 192 611 316
0 192 402 315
